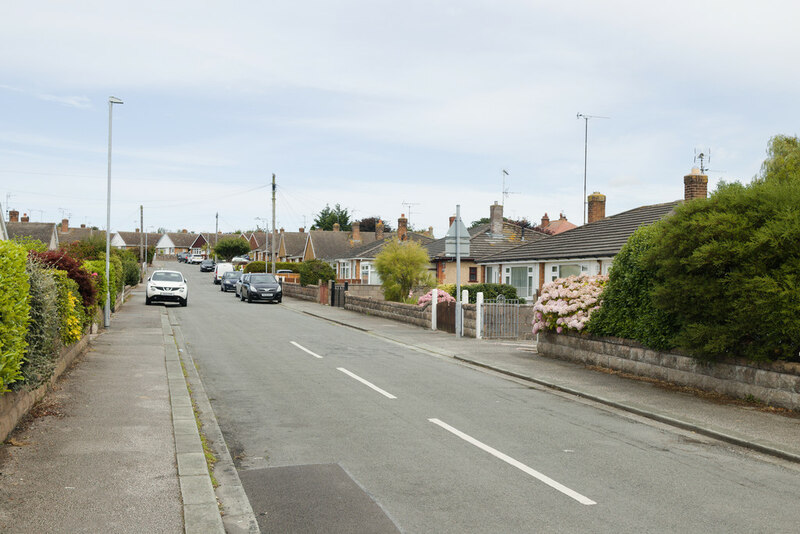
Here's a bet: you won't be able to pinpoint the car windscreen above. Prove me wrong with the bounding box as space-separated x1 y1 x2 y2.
151 272 183 282
223 272 241 279
249 274 277 284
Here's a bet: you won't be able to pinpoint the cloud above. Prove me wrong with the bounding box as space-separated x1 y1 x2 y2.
36 93 92 109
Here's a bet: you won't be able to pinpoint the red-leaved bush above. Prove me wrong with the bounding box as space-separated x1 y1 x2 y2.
29 250 97 309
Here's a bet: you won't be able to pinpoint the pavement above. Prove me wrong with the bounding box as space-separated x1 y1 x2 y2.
1 289 799 533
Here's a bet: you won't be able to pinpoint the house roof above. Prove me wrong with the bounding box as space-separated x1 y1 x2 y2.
480 201 680 263
305 229 384 260
7 222 58 248
115 231 162 246
166 232 200 248
425 222 549 261
544 216 578 235
58 226 105 243
342 232 435 260
280 232 309 258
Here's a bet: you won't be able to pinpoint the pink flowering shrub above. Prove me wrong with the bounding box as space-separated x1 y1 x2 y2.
417 288 456 307
532 274 607 335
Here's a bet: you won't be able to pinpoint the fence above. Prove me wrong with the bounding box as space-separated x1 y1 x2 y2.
481 295 520 339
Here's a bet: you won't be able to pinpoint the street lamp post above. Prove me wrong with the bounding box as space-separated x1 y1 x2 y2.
576 113 609 224
105 96 123 328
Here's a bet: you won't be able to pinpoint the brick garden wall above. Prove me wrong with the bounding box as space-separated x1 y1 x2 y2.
538 331 800 410
344 295 431 329
281 281 320 302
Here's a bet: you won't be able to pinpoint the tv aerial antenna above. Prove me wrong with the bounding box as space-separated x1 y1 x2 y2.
401 200 420 227
694 148 711 174
58 207 72 220
501 169 518 207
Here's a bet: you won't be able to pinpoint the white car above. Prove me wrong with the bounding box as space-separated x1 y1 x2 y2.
214 262 234 284
146 270 189 306
188 254 204 264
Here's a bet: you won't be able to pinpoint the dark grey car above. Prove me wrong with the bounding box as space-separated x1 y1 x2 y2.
220 271 242 292
239 273 282 303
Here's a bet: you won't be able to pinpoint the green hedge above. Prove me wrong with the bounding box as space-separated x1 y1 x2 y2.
439 283 523 304
84 255 123 311
0 241 31 393
243 261 300 274
298 259 336 287
21 260 61 389
53 270 85 345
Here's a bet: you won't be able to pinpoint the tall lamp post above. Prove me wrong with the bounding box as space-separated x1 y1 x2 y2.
576 113 609 224
105 96 123 328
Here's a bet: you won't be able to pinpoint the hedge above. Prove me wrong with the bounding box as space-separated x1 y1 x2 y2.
21 259 61 389
439 283 523 304
0 240 31 393
53 270 85 344
243 261 301 274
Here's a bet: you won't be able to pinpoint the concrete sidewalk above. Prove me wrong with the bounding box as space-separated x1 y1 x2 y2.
0 291 186 533
281 297 800 463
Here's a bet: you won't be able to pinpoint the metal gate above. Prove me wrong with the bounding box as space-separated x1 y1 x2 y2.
482 295 519 339
331 282 348 308
437 300 456 333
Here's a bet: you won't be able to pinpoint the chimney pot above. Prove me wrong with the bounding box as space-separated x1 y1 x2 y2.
21 213 29 223
489 202 503 235
397 214 408 241
9 210 19 223
61 218 69 232
375 220 385 240
352 221 361 243
299 227 305 233
587 192 606 223
448 215 456 227
80 224 86 228
541 213 550 227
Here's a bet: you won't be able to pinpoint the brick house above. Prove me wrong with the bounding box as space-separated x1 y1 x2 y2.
478 168 709 299
6 210 60 250
111 230 163 255
57 218 105 245
155 231 201 256
424 202 549 290
277 228 308 262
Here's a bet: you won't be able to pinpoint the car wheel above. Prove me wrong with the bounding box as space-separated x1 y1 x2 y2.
247 291 253 303
145 295 152 305
220 285 224 291
180 298 187 307
240 291 245 301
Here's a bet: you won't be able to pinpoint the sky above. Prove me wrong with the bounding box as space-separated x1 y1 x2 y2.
2 1 799 238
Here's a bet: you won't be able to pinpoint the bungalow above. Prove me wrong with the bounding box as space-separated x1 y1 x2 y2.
155 231 201 256
334 216 435 284
478 168 709 299
111 230 163 254
6 210 60 250
424 202 550 293
57 218 105 244
277 228 308 262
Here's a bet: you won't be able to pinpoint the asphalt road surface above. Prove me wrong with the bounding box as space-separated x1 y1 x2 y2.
160 262 800 533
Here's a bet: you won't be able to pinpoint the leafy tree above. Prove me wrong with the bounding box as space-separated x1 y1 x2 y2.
313 204 351 231
469 217 490 229
374 239 435 302
60 234 106 261
213 237 251 261
298 259 336 286
359 217 392 232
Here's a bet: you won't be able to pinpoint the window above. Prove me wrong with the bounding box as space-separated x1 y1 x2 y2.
485 266 495 284
340 261 351 279
510 266 528 297
361 263 370 283
551 263 588 281
469 267 477 282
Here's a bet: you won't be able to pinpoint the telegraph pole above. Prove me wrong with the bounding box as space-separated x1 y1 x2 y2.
271 173 277 275
139 205 144 282
214 212 219 262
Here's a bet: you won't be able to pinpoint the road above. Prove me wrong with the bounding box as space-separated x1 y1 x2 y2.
161 261 800 533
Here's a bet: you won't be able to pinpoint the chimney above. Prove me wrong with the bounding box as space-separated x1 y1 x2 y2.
541 213 550 228
61 218 69 232
21 213 29 223
684 167 708 201
587 192 606 223
299 227 305 233
280 227 285 234
135 228 140 232
80 224 86 228
333 222 340 232
448 215 456 227
182 229 188 233
397 213 408 241
428 226 434 237
489 201 503 235
9 210 19 222
352 221 361 243
376 219 385 240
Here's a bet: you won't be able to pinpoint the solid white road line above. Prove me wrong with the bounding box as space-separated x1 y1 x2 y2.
428 418 596 506
290 341 323 359
337 368 397 399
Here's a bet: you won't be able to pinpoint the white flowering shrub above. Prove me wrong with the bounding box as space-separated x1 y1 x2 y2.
417 288 456 307
532 274 607 335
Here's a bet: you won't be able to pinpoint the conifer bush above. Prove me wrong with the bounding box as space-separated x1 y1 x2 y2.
21 259 61 389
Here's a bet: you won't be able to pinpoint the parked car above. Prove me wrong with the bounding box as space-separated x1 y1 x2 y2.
234 273 250 298
145 270 188 306
239 273 282 303
214 262 234 284
220 271 242 292
200 259 215 272
188 254 204 264
231 256 250 264
177 252 190 263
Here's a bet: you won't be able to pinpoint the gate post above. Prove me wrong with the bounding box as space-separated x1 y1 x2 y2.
476 292 483 340
461 289 469 336
431 289 438 331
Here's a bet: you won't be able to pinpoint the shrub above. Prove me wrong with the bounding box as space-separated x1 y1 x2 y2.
213 237 252 261
60 234 106 261
437 283 523 304
53 270 85 345
374 239 435 302
532 275 607 335
417 289 456 307
0 240 31 393
84 255 122 311
587 225 677 350
30 250 97 311
298 259 337 287
244 261 267 273
20 259 61 389
12 235 48 252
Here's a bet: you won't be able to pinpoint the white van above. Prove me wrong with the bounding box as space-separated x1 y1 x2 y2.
213 262 234 284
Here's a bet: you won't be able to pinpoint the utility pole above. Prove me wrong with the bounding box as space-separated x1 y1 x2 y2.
577 113 609 224
214 212 219 262
271 173 277 275
139 205 144 282
455 204 462 338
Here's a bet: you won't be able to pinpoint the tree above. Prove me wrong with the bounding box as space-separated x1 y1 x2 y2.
469 217 490 229
213 237 251 261
374 239 435 302
313 204 351 231
358 217 392 232
298 259 336 287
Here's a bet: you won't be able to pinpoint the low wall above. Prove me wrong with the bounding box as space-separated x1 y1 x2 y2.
282 281 320 303
345 284 384 299
538 331 800 410
345 295 431 329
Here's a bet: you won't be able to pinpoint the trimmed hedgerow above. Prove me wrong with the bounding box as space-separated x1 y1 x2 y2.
84 255 123 311
29 250 97 311
0 240 31 393
20 259 61 389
